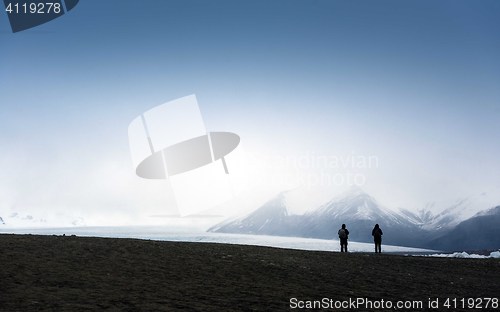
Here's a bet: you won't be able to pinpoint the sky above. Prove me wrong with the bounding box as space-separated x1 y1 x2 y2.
1 0 499 226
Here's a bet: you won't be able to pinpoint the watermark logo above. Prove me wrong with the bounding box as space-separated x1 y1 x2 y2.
128 95 240 216
3 0 79 33
264 151 380 188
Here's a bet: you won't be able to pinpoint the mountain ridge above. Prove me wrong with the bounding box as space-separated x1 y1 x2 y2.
209 188 500 251
431 205 500 251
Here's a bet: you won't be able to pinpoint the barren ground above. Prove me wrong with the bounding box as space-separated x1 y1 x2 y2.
0 234 499 311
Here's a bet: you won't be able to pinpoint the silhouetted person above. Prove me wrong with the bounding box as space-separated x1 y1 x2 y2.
338 224 349 252
372 224 383 253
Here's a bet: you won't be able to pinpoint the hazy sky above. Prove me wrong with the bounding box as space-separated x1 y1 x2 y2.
1 1 499 225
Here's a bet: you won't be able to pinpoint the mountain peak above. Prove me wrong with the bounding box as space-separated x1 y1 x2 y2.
207 192 291 235
321 186 375 209
399 208 435 225
344 185 368 197
475 205 500 217
260 192 288 216
308 186 407 227
210 188 500 250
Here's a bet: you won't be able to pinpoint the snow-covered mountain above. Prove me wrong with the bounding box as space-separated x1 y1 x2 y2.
410 190 500 231
208 192 301 236
419 199 477 231
298 188 429 247
431 206 500 251
0 212 85 228
3 212 48 226
399 208 435 226
209 187 500 250
312 188 405 224
211 187 429 247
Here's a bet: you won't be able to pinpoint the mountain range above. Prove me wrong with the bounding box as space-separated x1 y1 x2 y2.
0 213 85 228
430 206 500 251
209 187 500 251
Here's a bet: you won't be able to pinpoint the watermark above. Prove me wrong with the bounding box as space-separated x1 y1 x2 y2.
259 172 368 188
4 0 80 33
256 151 380 188
271 151 379 171
290 298 423 310
289 297 499 310
128 95 240 216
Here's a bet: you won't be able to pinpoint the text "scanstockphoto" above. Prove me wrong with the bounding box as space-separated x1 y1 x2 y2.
290 297 425 310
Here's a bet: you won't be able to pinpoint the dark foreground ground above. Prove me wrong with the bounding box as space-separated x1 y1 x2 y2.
0 234 499 311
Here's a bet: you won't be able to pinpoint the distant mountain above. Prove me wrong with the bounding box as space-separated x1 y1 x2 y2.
210 187 432 247
420 199 473 231
299 188 430 247
416 190 500 232
399 208 435 226
209 188 500 250
208 192 301 236
0 212 85 227
431 206 500 251
5 213 47 225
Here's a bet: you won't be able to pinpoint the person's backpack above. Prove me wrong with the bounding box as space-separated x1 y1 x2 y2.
338 229 347 239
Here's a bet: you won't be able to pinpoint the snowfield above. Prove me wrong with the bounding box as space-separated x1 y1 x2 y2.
3 227 499 258
1 226 434 253
425 250 500 259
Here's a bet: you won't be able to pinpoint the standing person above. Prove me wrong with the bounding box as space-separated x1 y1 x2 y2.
372 224 383 253
338 224 349 252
